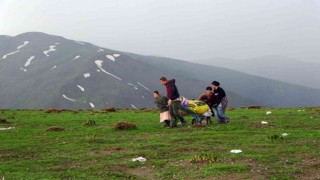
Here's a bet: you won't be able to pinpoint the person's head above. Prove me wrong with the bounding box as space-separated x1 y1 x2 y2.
211 81 220 90
160 77 168 86
206 86 213 94
153 90 160 98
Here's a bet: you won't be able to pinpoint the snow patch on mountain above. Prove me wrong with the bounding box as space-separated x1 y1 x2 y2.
50 66 57 70
17 41 29 49
77 85 85 92
113 54 120 57
75 41 85 45
131 104 138 109
97 49 104 52
106 55 115 61
43 45 57 56
2 50 20 59
73 55 80 60
128 83 138 90
137 82 150 91
20 67 27 72
83 73 91 78
63 94 76 102
24 56 35 67
95 60 121 80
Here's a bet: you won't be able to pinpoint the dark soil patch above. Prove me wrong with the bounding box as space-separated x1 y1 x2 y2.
46 126 64 131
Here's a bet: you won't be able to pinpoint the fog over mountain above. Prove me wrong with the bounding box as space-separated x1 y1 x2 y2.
1 32 320 109
1 0 320 62
197 55 320 90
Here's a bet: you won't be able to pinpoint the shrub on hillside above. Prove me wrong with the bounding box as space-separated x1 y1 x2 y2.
105 107 116 112
45 108 61 113
0 117 9 124
113 121 136 130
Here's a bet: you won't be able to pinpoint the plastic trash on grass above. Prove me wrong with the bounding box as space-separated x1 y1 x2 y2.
282 133 288 137
261 121 268 124
230 150 242 154
0 127 15 131
266 111 272 115
131 157 146 162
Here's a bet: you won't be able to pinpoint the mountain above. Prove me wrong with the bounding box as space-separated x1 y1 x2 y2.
1 32 320 109
197 55 320 89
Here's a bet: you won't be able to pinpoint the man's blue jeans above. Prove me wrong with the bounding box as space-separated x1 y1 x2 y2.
213 103 229 123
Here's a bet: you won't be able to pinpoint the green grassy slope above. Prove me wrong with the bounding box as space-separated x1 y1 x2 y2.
0 108 319 179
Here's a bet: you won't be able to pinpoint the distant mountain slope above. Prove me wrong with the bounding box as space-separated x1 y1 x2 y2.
135 55 320 107
1 32 320 109
197 55 320 89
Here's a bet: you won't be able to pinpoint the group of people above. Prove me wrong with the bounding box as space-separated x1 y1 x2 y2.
153 76 230 128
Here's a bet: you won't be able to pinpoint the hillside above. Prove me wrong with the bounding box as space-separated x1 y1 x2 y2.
1 32 320 109
0 108 319 179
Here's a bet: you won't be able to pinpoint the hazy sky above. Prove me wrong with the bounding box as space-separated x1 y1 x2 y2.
1 0 320 62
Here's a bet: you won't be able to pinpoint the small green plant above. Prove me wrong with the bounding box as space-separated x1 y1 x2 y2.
85 135 97 142
190 153 218 164
83 120 96 126
268 134 284 140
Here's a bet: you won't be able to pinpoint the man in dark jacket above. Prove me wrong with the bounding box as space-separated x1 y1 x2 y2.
211 81 229 123
160 77 186 128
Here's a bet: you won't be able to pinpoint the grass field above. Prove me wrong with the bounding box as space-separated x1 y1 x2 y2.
0 107 320 179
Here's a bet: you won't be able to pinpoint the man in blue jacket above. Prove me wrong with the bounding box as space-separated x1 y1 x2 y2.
160 77 186 128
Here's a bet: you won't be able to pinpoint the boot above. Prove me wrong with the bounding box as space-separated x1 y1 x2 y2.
164 120 170 127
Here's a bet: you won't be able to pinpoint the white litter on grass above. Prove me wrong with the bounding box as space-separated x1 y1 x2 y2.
73 55 80 60
50 66 57 70
0 127 15 131
266 111 272 115
24 56 35 67
77 85 85 92
113 54 120 57
106 55 115 61
75 40 85 45
20 67 27 72
137 82 150 91
230 150 242 154
97 49 104 52
2 50 20 59
282 133 288 137
62 94 76 102
17 41 29 49
83 73 91 78
95 60 122 80
128 83 138 90
310 117 314 119
89 102 95 108
131 157 146 162
261 121 268 124
43 45 56 56
131 104 138 109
